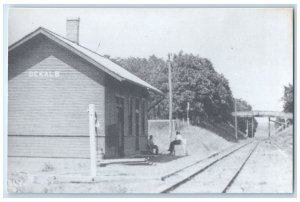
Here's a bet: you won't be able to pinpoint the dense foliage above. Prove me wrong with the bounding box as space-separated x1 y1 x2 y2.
113 52 234 122
112 51 257 133
282 84 293 113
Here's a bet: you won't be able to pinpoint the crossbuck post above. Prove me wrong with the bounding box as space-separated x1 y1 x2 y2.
88 104 97 177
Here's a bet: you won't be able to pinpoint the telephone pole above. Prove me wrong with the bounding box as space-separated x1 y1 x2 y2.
252 117 254 137
168 54 173 142
234 99 238 139
246 119 249 137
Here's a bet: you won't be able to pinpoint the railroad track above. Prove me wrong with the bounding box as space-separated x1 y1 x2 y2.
158 140 260 193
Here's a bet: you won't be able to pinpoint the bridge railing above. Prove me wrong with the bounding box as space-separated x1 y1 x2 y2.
232 111 293 119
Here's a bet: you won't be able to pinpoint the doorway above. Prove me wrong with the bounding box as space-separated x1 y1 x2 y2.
135 98 140 151
116 97 125 157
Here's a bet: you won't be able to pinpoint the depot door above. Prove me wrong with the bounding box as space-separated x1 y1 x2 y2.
135 98 140 151
116 97 125 157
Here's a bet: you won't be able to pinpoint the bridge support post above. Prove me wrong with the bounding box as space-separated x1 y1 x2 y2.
268 116 271 137
284 117 287 129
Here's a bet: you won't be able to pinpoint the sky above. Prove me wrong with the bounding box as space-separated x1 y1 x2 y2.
8 8 293 112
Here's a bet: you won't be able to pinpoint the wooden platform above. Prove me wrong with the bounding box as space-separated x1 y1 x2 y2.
98 158 153 166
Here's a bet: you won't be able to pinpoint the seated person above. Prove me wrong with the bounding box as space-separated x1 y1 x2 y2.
168 131 183 154
147 135 159 155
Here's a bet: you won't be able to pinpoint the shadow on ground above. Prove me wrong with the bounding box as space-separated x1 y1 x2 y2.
148 154 183 163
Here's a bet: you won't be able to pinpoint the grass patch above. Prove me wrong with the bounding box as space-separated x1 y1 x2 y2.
148 120 235 156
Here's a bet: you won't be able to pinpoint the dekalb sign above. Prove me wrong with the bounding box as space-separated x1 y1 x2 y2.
29 71 60 78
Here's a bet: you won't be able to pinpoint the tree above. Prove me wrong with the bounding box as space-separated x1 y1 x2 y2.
112 55 168 118
112 52 254 128
235 98 258 136
170 52 234 123
282 84 293 113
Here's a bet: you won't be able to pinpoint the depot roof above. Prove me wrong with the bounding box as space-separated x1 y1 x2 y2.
9 27 163 95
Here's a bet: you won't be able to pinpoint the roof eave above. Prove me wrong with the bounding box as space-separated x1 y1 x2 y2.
9 27 43 52
122 79 164 95
9 27 163 93
9 28 124 82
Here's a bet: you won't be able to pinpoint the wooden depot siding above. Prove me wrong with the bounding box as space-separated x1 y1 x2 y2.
8 34 105 158
104 80 118 158
104 76 149 158
8 32 151 159
8 136 90 158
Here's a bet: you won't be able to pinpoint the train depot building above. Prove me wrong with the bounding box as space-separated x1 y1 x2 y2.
8 18 162 160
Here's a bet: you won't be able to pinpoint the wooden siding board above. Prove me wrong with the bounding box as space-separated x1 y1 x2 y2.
8 35 106 158
8 136 90 158
8 34 150 159
104 76 149 157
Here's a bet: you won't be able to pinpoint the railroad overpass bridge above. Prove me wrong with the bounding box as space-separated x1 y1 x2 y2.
232 111 293 138
232 111 293 119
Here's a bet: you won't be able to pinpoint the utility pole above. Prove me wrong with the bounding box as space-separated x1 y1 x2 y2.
246 119 249 138
187 102 190 126
168 54 173 143
252 117 254 138
234 99 238 139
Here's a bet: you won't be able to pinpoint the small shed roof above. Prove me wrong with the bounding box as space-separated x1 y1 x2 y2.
9 27 163 95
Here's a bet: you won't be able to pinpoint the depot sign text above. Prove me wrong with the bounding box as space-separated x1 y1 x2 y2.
29 71 60 78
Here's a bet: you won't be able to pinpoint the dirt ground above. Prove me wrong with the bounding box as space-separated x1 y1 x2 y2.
7 123 293 194
7 123 237 193
227 127 293 193
7 145 234 193
171 141 258 193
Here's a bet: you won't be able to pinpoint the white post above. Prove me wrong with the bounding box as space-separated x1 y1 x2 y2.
89 104 97 177
187 102 190 126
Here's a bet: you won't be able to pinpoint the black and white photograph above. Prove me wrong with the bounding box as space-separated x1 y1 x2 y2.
4 5 295 195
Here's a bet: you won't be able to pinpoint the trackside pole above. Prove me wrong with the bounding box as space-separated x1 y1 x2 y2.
168 54 173 142
246 119 249 137
234 100 238 139
89 104 97 177
252 117 254 138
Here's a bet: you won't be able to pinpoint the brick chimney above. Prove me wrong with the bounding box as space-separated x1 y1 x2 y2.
66 17 80 44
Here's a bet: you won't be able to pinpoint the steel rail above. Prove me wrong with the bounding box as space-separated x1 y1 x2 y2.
160 140 257 193
222 141 260 193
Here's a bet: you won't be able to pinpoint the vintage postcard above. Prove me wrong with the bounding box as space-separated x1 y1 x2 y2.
5 6 294 195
